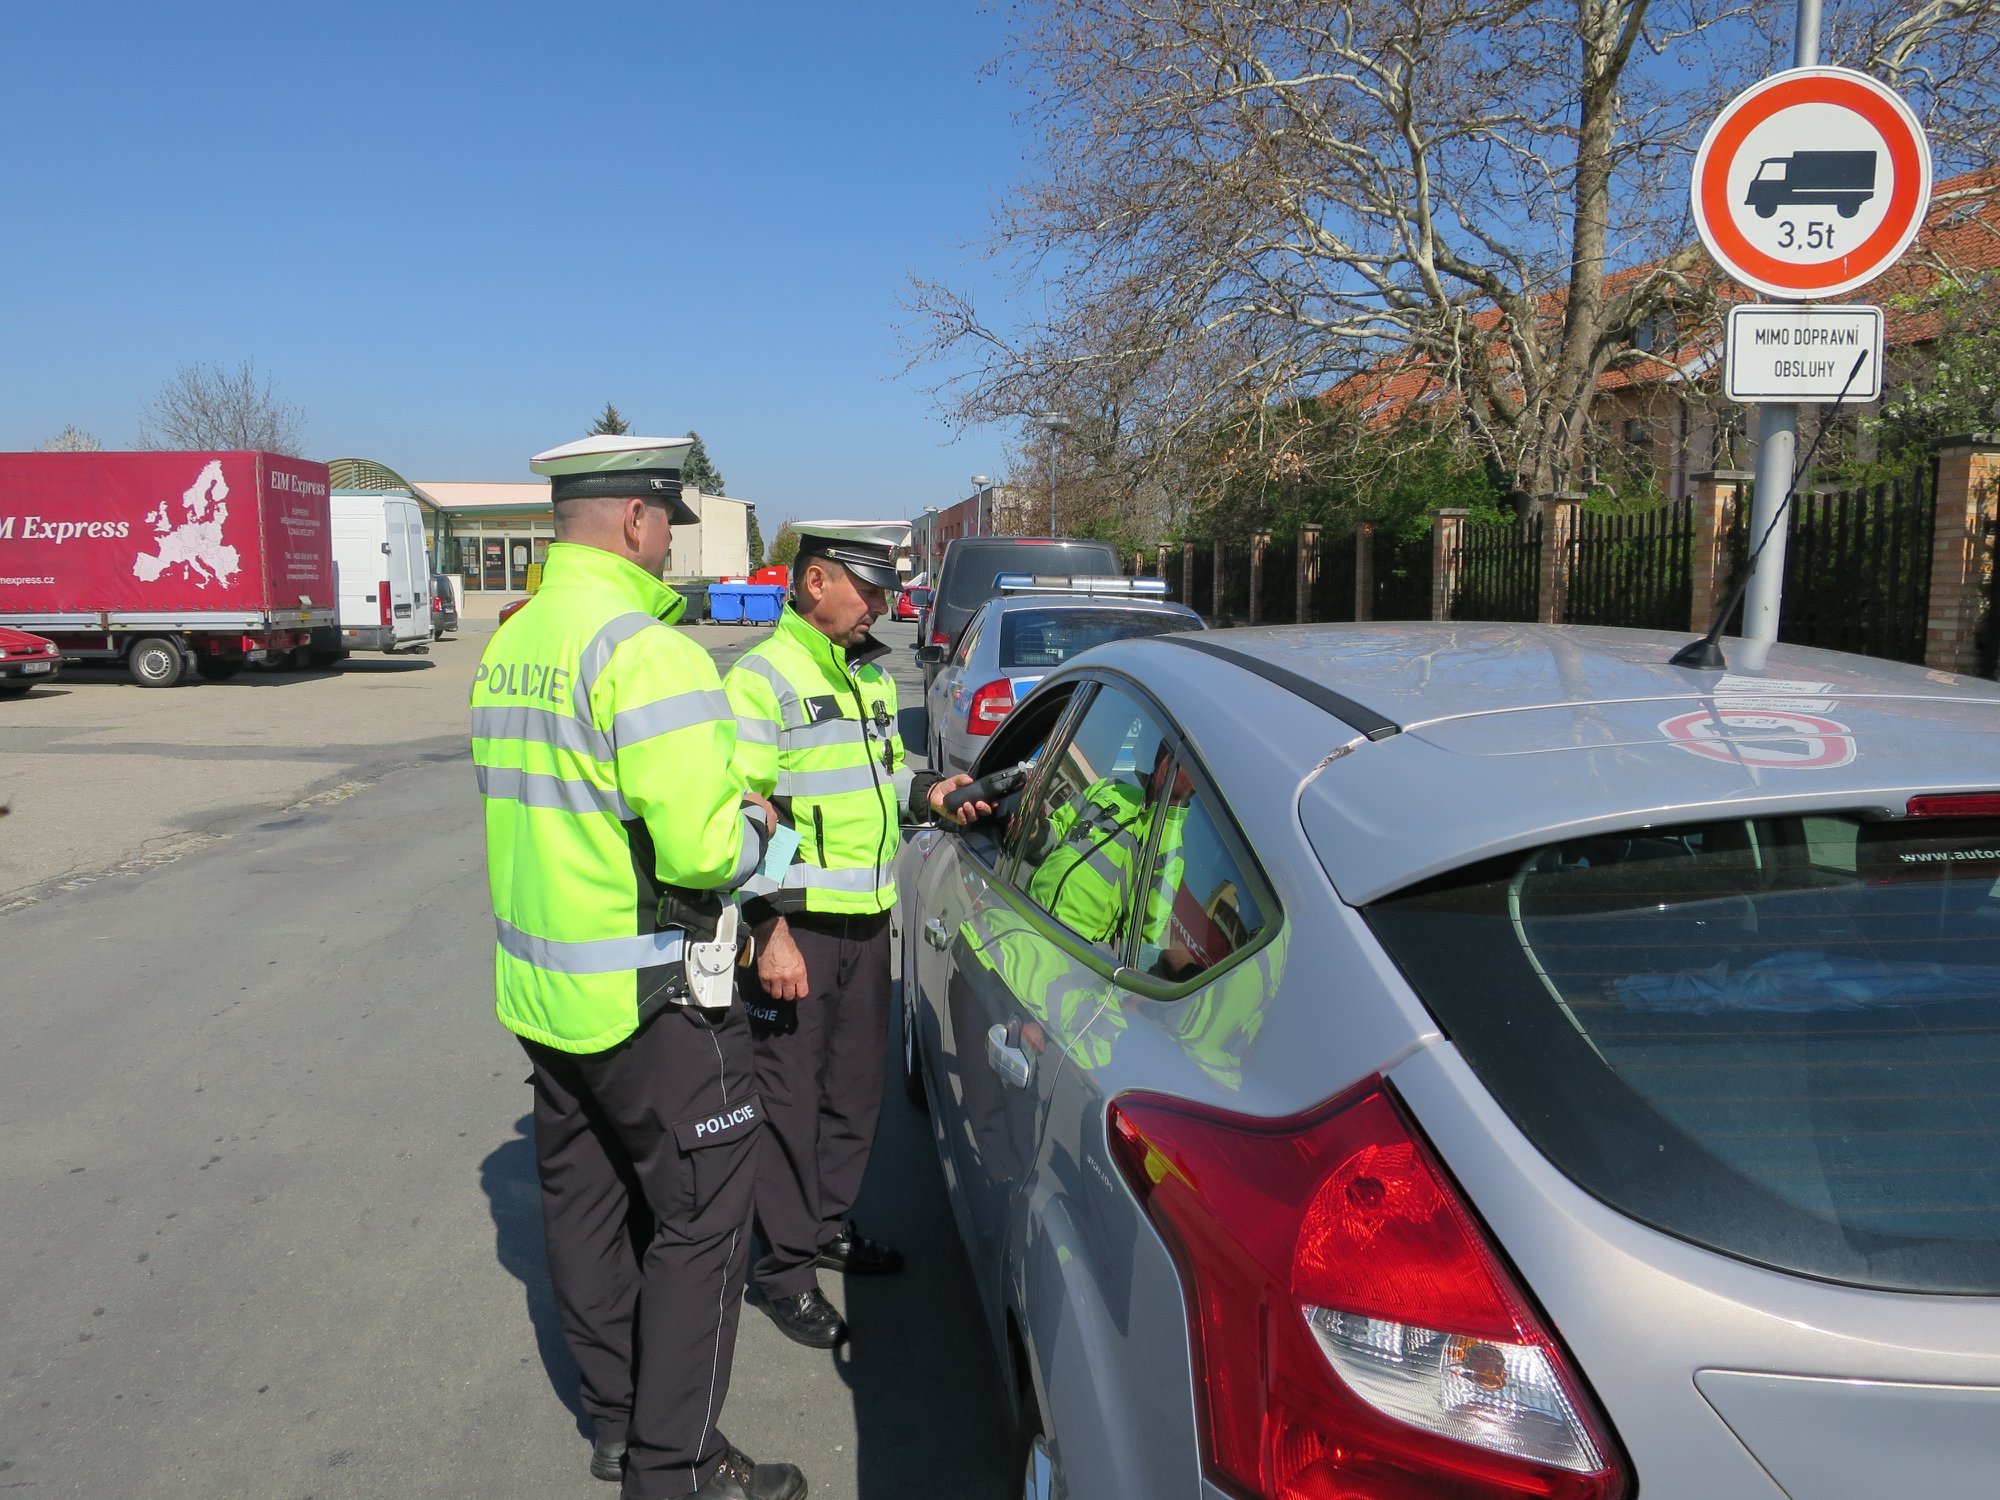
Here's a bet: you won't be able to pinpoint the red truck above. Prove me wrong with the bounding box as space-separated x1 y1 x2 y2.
0 450 336 687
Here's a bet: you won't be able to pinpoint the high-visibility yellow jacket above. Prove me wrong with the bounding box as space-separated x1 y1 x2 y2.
1027 780 1187 951
472 542 763 1053
725 605 912 917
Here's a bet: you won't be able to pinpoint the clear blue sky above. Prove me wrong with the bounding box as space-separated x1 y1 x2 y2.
0 1 1035 529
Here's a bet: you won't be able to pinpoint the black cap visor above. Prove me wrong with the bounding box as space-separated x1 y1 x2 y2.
551 470 698 525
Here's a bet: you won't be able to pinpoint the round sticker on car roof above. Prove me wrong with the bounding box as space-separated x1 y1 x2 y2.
1659 706 1856 769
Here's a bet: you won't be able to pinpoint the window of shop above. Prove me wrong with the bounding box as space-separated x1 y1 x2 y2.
454 520 555 590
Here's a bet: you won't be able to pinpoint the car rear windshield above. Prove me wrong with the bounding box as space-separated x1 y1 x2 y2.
1365 810 2000 1295
939 541 1119 616
997 607 1191 669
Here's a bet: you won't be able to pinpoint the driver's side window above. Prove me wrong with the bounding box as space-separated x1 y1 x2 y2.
1007 684 1170 960
953 609 984 668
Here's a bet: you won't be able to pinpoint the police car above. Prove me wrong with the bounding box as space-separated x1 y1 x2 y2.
896 621 2000 1500
917 575 1202 774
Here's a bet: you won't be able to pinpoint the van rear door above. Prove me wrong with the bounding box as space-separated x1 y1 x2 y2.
385 499 432 648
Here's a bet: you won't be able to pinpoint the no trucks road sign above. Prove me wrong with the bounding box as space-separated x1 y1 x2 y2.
1693 67 1931 300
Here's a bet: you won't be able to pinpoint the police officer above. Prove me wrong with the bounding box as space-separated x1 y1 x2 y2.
472 435 805 1500
723 522 985 1348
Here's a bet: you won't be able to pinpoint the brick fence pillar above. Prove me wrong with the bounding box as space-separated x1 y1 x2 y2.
1355 523 1376 622
1433 509 1469 622
1248 529 1269 625
1181 541 1196 608
1211 539 1228 623
1926 434 2000 675
1537 494 1584 625
1298 524 1321 623
1687 469 1751 632
1156 543 1171 590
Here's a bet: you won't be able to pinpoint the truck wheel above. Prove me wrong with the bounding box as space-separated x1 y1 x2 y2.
128 636 188 688
195 657 243 681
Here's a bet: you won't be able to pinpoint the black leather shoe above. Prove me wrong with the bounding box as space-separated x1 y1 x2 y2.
692 1444 808 1500
758 1286 847 1349
589 1435 626 1482
816 1222 904 1276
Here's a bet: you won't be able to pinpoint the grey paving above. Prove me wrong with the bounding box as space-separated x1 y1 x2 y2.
0 615 1012 1499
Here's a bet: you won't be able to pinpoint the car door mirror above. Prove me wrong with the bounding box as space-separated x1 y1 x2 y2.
917 642 947 665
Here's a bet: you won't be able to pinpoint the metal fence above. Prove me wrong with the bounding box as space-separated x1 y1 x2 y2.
1186 545 1215 617
1306 531 1357 623
1727 464 1936 664
1451 514 1542 622
1568 502 1693 631
1372 528 1433 621
1258 536 1300 624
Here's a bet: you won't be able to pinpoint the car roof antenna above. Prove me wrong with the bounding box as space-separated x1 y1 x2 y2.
1669 348 1870 672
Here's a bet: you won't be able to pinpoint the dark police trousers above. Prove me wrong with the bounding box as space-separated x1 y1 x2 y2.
519 1003 762 1500
746 910 892 1298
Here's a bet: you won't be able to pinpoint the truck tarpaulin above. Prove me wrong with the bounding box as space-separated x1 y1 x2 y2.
0 451 335 619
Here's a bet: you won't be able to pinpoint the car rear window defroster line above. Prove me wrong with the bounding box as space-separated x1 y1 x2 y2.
1161 635 1402 741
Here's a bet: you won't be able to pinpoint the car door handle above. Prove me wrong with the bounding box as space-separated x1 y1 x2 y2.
923 918 950 950
985 1024 1035 1089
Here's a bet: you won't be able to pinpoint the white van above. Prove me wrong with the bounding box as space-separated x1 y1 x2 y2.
309 491 434 664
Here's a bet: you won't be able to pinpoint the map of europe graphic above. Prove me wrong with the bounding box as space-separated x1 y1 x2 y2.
134 460 242 588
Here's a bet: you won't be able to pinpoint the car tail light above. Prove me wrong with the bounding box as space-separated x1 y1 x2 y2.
929 628 952 649
379 580 393 628
1107 1082 1628 1500
1906 792 2000 818
965 679 1015 736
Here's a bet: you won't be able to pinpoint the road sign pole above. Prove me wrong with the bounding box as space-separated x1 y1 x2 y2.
1793 0 1821 69
1743 406 1798 640
1739 0 1822 643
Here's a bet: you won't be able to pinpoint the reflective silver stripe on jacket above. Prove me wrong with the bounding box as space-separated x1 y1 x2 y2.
611 688 733 750
775 717 859 751
732 654 800 724
730 807 766 885
495 919 686 975
740 861 885 898
576 611 664 723
784 763 882 798
734 716 780 747
476 763 634 819
472 704 614 761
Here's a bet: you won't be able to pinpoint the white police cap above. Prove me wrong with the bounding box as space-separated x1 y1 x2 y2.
531 435 699 524
794 520 912 590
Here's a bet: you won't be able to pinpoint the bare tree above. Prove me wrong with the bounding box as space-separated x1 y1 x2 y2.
907 1 2000 515
137 360 307 456
39 425 104 452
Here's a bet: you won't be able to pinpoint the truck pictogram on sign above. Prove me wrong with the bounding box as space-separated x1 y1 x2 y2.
1745 150 1876 219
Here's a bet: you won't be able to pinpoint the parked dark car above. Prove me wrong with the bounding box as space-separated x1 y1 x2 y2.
924 536 1121 684
430 573 459 637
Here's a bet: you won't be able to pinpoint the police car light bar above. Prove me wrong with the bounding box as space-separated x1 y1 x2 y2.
993 573 1169 596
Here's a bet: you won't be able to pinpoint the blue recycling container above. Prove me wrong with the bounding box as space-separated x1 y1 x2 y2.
741 585 787 624
707 584 747 624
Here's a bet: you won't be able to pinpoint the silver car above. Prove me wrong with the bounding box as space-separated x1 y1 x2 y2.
894 621 2000 1500
919 584 1202 774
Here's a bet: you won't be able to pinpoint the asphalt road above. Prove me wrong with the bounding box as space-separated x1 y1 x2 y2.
0 615 1015 1499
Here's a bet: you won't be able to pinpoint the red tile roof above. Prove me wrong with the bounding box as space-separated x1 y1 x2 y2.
1329 168 2000 421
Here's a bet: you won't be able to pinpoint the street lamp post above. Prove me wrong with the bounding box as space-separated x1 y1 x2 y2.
921 505 940 583
969 474 989 538
1034 416 1069 535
